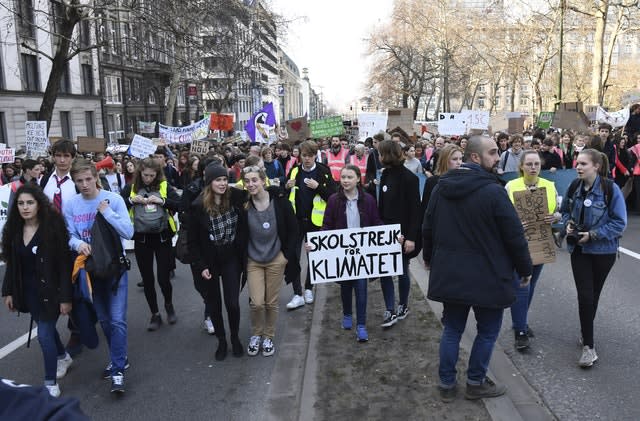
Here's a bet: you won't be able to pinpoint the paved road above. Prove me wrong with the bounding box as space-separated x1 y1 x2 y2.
0 254 313 421
497 214 640 421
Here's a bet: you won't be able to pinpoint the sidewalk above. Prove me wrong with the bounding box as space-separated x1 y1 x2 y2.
288 259 556 421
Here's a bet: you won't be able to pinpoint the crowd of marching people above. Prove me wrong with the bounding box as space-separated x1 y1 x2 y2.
0 119 631 404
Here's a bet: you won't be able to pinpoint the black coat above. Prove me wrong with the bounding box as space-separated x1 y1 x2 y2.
378 164 421 247
422 163 532 308
1 233 72 321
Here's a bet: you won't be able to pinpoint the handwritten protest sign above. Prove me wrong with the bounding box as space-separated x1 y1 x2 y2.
358 112 388 139
190 140 210 155
461 110 489 130
0 148 15 164
285 117 309 144
307 224 403 284
309 116 344 138
77 137 106 153
159 116 210 144
513 188 556 265
138 121 157 134
437 113 466 135
25 121 49 158
129 134 157 158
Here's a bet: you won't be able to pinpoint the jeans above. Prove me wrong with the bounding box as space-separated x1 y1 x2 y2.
247 252 287 339
92 272 128 374
340 279 367 326
35 319 66 382
439 303 504 387
510 264 544 332
570 247 616 348
380 255 410 312
134 233 173 314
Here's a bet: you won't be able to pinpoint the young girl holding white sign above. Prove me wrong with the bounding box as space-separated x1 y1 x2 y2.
321 165 383 342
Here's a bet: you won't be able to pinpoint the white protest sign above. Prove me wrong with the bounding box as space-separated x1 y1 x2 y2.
437 113 466 135
461 110 489 130
596 106 629 128
307 224 403 284
129 135 157 158
159 116 210 144
0 148 15 164
358 112 388 139
0 184 12 250
25 121 49 158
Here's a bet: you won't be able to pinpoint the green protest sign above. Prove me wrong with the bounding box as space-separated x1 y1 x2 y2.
309 116 344 138
537 112 554 129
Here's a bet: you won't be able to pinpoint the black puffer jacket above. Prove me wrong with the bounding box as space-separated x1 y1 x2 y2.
423 163 532 308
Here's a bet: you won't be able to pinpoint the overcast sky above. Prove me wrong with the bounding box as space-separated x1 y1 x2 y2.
269 0 394 112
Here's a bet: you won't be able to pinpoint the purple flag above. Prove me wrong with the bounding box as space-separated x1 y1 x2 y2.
245 103 277 143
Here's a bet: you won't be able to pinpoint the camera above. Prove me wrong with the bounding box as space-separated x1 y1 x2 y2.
566 222 585 246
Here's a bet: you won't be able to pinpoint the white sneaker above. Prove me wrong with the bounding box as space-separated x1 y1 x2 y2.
578 346 598 367
56 353 73 379
45 383 61 397
262 337 275 357
304 289 314 304
203 317 215 335
247 335 261 356
286 295 305 310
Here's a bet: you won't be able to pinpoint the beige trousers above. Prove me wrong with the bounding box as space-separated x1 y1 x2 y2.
247 251 287 339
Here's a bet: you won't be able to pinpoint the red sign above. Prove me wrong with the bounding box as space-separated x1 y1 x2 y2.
188 86 197 97
209 113 234 131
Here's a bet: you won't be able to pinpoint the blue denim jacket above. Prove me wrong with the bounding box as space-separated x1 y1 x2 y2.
560 176 627 254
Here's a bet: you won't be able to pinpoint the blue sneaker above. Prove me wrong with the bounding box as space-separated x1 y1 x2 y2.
356 325 368 342
342 314 353 330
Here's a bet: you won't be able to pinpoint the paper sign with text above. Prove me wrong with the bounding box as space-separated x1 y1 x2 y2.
307 224 403 284
309 116 344 138
437 113 466 135
461 110 489 130
190 140 210 155
513 188 556 265
25 121 49 158
0 148 15 164
129 135 157 158
358 112 388 139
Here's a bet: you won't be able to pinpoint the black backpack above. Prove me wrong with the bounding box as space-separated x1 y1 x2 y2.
85 212 131 292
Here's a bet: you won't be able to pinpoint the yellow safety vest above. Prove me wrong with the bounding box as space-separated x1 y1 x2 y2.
506 177 557 214
129 180 177 233
288 166 327 227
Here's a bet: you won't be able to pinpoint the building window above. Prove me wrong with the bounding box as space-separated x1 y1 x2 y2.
494 97 500 108
27 111 39 121
478 98 485 109
478 84 486 93
79 20 91 47
58 63 71 94
134 79 141 101
21 53 39 91
17 0 35 39
0 112 6 145
60 111 72 139
81 64 94 95
0 48 4 89
177 86 185 106
105 75 122 104
85 111 95 137
519 97 529 106
148 90 156 105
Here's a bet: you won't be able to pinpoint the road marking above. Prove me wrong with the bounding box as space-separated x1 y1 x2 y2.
0 328 37 360
619 247 640 261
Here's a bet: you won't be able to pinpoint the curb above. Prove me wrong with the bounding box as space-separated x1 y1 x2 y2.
410 259 557 421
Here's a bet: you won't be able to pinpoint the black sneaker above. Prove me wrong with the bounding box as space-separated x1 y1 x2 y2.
438 385 457 403
137 281 144 288
165 304 177 325
231 337 244 357
215 339 228 361
148 314 162 331
102 359 131 379
381 310 397 328
397 304 410 320
526 327 535 338
110 371 125 394
515 331 530 351
464 377 506 400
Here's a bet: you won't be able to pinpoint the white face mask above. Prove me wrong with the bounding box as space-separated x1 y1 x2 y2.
574 144 585 152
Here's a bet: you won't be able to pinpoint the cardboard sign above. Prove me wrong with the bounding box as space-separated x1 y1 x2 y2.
25 121 49 158
437 113 466 135
190 140 210 155
309 116 344 138
77 136 106 153
0 148 15 163
129 134 157 158
513 188 556 265
285 117 310 144
307 224 403 284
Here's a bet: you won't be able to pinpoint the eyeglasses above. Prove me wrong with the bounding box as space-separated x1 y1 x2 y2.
241 165 262 173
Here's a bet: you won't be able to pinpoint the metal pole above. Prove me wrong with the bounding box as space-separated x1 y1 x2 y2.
558 0 565 103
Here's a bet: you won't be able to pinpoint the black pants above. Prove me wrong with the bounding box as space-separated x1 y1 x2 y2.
191 264 212 319
291 219 316 296
570 247 616 348
208 256 241 339
134 233 173 314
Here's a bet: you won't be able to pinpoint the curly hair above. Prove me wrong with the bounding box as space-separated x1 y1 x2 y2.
133 157 165 193
1 184 70 263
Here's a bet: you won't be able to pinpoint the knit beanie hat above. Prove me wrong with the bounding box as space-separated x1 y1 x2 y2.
204 164 228 184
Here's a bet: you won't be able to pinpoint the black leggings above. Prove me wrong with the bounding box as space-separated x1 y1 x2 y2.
191 264 212 319
134 233 173 314
208 257 242 339
570 247 616 348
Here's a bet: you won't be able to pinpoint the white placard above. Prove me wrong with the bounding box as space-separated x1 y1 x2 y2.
437 113 466 135
461 110 490 130
358 112 388 139
129 135 157 158
159 116 210 144
307 224 403 284
0 148 15 164
0 184 12 250
25 121 49 158
596 106 629 128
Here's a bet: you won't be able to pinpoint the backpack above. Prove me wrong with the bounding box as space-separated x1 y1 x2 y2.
85 213 131 291
566 177 613 206
132 187 168 233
